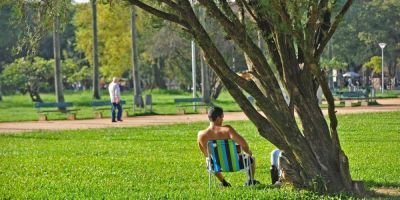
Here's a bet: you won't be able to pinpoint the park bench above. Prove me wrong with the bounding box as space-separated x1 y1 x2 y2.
35 102 80 121
174 97 210 114
338 91 370 107
91 100 130 119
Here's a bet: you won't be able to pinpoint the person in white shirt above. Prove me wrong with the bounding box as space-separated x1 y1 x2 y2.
270 149 282 184
108 77 123 122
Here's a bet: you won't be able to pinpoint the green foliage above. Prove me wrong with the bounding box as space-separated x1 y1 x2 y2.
2 0 73 55
363 56 382 73
321 57 348 69
0 5 24 67
331 0 400 71
0 111 399 199
74 2 135 79
61 58 91 85
0 57 53 95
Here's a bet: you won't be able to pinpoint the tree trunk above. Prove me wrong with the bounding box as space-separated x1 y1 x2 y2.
0 85 2 101
91 0 101 99
130 6 143 107
53 15 64 105
128 0 359 194
27 85 43 103
200 51 210 103
153 57 166 89
209 75 223 100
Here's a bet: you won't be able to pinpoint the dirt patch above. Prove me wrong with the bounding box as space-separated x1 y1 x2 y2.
371 187 400 198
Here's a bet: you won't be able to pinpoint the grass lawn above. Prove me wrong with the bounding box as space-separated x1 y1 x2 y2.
0 112 399 199
0 89 241 122
0 89 399 123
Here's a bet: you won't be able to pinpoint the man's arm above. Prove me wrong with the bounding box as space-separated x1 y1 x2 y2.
226 125 252 156
197 132 208 157
115 84 121 103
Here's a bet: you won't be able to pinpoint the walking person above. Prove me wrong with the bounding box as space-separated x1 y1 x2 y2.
108 77 123 122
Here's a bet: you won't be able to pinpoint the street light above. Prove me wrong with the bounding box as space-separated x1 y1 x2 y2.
190 0 197 111
379 42 387 93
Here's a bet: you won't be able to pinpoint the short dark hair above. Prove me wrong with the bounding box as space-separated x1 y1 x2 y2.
208 106 223 122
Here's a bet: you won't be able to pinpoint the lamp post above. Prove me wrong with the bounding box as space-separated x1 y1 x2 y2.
379 43 386 93
190 0 197 111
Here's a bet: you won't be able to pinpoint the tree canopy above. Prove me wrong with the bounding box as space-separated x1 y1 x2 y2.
331 0 400 76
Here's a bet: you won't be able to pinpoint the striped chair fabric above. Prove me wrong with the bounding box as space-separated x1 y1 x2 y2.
206 139 252 189
207 139 241 172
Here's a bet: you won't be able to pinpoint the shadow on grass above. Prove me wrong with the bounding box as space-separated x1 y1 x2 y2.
248 183 400 199
357 180 400 199
364 180 400 188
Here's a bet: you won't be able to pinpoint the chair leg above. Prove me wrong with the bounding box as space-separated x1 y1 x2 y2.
209 171 212 190
248 157 253 180
245 156 253 183
247 157 251 181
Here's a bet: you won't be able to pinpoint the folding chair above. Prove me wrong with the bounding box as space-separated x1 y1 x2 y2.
206 139 252 189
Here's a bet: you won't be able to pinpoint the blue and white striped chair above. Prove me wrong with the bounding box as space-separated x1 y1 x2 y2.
206 139 252 189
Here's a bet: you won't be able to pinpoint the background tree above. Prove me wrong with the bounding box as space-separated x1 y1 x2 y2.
91 0 101 99
53 11 65 104
61 57 92 89
131 6 143 107
126 0 360 194
331 0 400 81
1 0 75 105
74 3 135 78
0 57 53 102
363 56 382 79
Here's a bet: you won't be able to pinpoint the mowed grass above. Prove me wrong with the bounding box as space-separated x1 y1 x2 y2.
0 112 399 199
1 89 398 123
0 89 241 122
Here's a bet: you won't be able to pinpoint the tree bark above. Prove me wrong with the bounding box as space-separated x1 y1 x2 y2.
153 57 167 89
28 86 43 103
0 84 2 101
200 51 210 103
209 78 223 100
130 6 143 107
91 0 101 99
53 15 64 105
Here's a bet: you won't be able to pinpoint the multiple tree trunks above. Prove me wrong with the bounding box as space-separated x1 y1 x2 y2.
127 0 361 195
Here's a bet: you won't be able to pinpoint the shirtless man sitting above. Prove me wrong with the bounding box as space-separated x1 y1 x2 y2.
197 106 259 187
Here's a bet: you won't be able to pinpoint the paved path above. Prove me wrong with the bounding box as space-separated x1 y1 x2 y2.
1 98 399 134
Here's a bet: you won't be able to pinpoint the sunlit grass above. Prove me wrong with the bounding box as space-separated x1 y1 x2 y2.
0 89 240 122
0 112 399 199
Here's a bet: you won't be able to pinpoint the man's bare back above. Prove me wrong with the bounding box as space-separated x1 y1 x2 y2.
197 125 251 157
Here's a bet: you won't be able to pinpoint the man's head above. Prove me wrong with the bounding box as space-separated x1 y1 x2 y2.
208 106 224 122
112 77 119 83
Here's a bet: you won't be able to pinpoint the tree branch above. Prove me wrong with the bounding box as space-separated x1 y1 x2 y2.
237 0 257 22
315 0 353 58
268 1 305 48
218 0 242 26
126 0 191 31
197 0 286 105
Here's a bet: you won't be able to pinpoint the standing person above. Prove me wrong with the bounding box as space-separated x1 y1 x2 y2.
270 149 282 184
197 106 259 187
108 77 123 122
